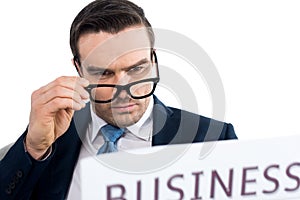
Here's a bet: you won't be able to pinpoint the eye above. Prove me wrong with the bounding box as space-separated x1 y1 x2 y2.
90 70 114 77
128 65 150 76
101 70 114 76
130 66 144 72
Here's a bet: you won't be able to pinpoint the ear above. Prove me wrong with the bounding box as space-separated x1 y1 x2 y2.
72 58 83 77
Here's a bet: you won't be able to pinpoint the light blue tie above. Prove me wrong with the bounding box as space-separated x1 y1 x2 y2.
97 124 125 154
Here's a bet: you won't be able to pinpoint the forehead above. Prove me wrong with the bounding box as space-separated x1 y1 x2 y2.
78 26 151 68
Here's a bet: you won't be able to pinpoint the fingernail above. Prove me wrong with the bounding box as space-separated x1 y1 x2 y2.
80 78 89 86
83 91 90 99
81 100 86 107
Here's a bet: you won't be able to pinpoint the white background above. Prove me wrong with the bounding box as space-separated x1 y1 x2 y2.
0 0 299 148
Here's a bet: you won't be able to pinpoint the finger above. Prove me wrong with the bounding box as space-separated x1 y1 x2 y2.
33 77 89 102
44 97 85 113
38 76 89 96
73 82 90 100
35 85 86 106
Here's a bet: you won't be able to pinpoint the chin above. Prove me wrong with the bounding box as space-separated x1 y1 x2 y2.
110 113 141 127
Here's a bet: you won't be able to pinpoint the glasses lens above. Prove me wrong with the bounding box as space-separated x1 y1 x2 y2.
130 81 155 98
90 87 117 102
88 79 157 103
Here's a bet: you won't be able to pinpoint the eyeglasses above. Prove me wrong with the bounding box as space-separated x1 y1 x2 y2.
85 77 159 103
83 50 160 103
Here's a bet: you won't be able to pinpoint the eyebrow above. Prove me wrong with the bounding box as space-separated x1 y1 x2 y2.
85 58 149 73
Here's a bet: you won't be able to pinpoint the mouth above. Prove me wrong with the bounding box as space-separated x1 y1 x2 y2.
111 103 137 113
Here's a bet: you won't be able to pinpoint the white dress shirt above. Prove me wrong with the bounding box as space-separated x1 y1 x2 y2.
67 97 154 199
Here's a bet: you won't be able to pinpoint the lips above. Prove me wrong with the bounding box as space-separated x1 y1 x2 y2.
111 104 137 112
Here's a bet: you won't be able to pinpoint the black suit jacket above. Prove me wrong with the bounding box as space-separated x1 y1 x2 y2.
0 96 237 200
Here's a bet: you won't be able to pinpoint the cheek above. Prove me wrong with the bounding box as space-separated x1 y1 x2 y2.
94 103 112 116
136 98 149 115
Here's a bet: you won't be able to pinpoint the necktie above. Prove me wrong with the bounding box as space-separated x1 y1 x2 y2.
97 124 125 154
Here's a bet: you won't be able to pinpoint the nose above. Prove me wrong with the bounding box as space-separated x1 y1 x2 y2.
117 89 129 99
114 72 130 85
114 73 131 99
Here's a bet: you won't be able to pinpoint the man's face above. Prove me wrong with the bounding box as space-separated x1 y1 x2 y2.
77 26 155 127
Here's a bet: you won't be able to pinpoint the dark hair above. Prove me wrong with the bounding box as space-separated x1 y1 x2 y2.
70 0 155 61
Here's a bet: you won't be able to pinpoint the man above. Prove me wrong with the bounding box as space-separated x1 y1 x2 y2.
0 0 237 199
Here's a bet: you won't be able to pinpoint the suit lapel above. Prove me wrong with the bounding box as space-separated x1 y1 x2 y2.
73 103 92 141
151 96 178 146
151 96 204 146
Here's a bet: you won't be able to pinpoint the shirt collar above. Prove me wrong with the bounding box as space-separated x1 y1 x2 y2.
89 96 154 143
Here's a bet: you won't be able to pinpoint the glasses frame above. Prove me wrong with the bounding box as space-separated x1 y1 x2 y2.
80 49 160 103
86 77 159 103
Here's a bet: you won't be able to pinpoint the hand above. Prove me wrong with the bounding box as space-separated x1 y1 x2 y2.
26 76 89 160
